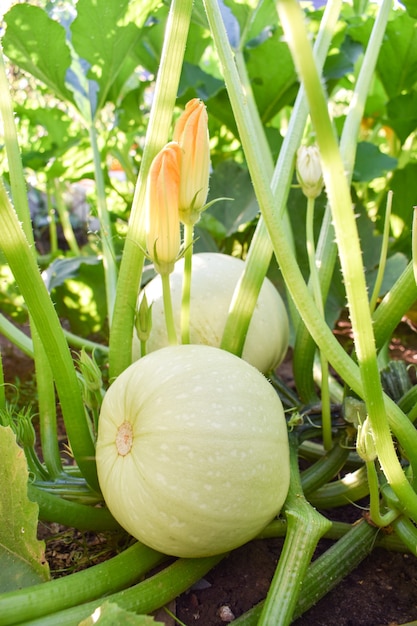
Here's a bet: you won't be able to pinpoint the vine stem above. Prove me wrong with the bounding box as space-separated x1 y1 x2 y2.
306 195 331 449
276 0 414 511
0 181 98 490
161 272 178 345
108 0 194 379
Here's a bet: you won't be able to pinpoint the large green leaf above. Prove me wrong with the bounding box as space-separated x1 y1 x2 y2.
245 27 298 123
386 91 417 144
70 0 148 115
0 426 50 592
348 11 417 98
3 4 74 105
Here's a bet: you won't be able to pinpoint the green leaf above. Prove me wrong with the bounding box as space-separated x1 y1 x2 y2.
401 0 417 18
0 426 50 591
377 13 417 98
70 0 145 115
245 27 298 123
206 161 259 236
353 142 397 182
348 11 417 98
3 4 74 105
178 63 224 101
386 91 417 144
79 601 164 625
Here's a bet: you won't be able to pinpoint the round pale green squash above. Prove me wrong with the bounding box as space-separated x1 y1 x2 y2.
96 344 290 558
132 252 289 373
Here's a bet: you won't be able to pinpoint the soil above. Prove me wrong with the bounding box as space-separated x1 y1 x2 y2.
3 319 417 625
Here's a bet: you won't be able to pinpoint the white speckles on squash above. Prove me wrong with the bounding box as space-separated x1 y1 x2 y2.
96 344 290 558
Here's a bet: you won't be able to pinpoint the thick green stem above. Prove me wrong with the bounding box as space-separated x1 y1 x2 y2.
28 484 119 531
0 52 98 490
301 439 350 495
33 328 63 479
204 0 417 516
308 465 369 509
21 554 224 626
293 0 394 402
373 262 417 349
108 0 194 379
0 542 164 626
219 0 341 358
258 436 331 626
292 519 378 620
234 519 378 625
181 223 194 344
276 0 417 516
0 189 98 489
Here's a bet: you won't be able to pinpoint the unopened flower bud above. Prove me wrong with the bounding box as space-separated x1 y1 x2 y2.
356 416 377 463
78 348 103 411
296 145 324 200
135 292 152 343
173 98 210 225
145 142 182 275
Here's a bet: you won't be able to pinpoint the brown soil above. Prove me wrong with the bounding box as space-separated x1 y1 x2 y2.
3 320 417 625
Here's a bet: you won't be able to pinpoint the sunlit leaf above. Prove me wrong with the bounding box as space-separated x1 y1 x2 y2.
70 0 146 115
3 4 74 105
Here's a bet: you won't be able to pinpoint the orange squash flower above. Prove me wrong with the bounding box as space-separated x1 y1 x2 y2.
145 142 182 275
173 98 210 225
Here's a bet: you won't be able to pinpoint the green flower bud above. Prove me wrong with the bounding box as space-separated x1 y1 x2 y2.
77 349 103 411
135 292 153 343
356 416 377 463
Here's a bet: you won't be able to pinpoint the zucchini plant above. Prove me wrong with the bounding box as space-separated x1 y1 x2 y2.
0 0 417 623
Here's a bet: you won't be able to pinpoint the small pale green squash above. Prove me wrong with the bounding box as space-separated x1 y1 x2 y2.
132 253 289 373
96 345 290 558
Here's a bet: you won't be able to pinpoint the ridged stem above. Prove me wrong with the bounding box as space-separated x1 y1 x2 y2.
258 435 331 625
